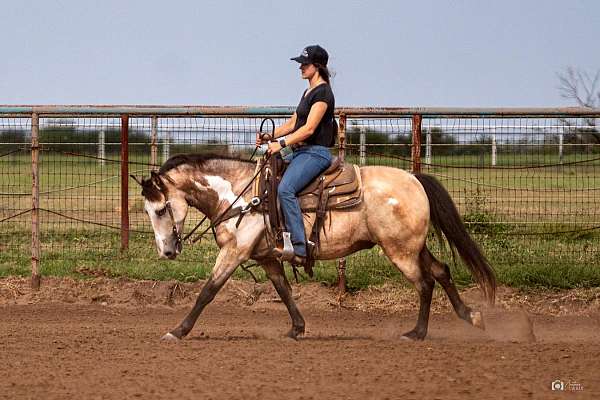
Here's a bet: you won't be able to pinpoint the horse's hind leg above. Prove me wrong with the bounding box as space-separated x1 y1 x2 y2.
262 261 305 339
421 247 484 329
383 248 434 341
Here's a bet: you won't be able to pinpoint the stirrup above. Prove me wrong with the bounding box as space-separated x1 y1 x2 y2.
280 232 295 261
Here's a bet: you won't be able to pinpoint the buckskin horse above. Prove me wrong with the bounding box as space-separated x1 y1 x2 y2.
133 152 495 341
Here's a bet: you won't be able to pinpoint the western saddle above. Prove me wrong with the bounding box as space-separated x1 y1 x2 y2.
253 118 363 276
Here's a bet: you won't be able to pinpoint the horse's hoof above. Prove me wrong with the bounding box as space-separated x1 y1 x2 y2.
400 329 426 341
161 332 180 341
470 311 485 330
286 325 305 340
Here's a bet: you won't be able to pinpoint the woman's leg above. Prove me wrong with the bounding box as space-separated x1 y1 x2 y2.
277 149 331 257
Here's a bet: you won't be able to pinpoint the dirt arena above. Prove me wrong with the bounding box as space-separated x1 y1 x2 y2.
1 277 599 399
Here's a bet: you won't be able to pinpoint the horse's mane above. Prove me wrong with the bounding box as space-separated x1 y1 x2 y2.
158 153 254 174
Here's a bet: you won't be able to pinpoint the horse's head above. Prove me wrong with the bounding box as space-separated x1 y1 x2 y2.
133 171 189 260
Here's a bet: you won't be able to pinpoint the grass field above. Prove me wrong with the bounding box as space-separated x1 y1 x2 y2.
1 149 599 289
1 227 599 290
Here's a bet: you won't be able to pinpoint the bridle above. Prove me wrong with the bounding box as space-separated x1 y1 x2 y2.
151 154 269 253
164 199 183 254
153 175 184 254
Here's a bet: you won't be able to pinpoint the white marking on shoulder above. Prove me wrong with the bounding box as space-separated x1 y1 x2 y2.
387 197 399 206
204 175 248 207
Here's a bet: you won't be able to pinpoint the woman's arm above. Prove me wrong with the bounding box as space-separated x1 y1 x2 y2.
256 113 297 146
268 102 327 153
274 113 297 138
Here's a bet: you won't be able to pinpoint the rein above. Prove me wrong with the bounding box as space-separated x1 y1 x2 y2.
154 161 267 250
152 118 276 249
182 153 271 245
182 118 276 245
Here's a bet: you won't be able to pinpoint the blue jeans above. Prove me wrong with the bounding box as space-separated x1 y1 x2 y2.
278 145 332 257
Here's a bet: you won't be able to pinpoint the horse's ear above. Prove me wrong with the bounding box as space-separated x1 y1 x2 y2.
130 174 143 186
162 174 176 185
150 170 161 185
150 170 169 191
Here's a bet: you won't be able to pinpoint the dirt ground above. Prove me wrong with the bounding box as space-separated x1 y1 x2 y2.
1 277 599 400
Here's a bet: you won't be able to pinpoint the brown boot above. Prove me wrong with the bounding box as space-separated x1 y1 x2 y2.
272 246 302 261
290 254 306 266
271 246 284 259
291 256 315 278
272 248 313 278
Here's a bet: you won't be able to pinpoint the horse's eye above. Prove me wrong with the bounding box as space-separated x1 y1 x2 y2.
156 207 167 217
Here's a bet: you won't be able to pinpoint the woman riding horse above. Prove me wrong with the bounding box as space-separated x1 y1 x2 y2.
136 46 495 342
256 45 335 265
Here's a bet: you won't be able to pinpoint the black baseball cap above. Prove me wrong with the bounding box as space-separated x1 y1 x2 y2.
290 45 329 66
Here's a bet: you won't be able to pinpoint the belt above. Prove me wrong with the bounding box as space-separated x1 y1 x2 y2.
290 141 308 150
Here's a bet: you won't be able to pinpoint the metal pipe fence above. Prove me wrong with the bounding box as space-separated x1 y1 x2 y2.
1 106 599 288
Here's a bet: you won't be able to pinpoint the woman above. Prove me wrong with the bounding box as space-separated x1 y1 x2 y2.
258 44 335 263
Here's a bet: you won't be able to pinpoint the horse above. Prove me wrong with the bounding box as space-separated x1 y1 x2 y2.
133 153 496 341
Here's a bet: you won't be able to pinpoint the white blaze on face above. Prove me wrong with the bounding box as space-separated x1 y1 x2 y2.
144 199 167 254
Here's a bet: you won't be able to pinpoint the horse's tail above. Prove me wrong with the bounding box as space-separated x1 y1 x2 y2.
414 173 496 305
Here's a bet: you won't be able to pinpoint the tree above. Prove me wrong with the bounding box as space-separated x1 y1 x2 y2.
557 66 600 146
558 66 600 108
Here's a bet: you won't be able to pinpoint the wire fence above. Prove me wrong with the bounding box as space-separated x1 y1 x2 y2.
1 107 599 286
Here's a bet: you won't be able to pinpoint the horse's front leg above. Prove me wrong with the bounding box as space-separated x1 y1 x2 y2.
163 246 243 340
162 214 264 340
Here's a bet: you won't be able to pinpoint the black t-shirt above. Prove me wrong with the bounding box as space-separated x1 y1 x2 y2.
292 83 336 147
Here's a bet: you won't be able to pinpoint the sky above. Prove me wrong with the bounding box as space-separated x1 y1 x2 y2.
2 0 599 107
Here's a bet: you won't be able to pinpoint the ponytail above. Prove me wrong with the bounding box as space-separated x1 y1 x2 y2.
315 63 331 84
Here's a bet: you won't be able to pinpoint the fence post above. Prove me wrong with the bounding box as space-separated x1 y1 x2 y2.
359 126 366 166
491 134 497 167
162 130 171 163
425 128 432 165
559 133 564 163
411 114 422 173
150 116 158 170
338 113 346 163
336 113 348 294
31 113 41 289
121 115 129 251
98 129 105 166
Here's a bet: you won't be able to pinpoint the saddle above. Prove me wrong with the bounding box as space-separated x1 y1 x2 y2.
254 153 363 276
297 157 362 211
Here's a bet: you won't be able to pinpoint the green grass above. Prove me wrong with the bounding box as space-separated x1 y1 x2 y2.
2 151 600 290
1 227 599 290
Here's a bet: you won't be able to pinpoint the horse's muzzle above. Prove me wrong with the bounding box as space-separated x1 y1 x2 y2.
162 250 178 260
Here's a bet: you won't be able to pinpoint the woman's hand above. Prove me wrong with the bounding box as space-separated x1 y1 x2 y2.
267 141 282 155
256 132 273 147
255 132 264 147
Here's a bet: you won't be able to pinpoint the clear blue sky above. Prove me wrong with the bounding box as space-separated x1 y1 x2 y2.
2 0 599 107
